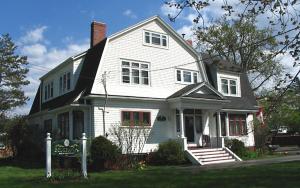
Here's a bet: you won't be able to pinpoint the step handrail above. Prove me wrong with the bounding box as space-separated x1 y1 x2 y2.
185 150 204 165
224 147 243 161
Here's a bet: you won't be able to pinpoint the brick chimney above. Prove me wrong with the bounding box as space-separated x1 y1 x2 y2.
186 39 193 47
91 21 106 47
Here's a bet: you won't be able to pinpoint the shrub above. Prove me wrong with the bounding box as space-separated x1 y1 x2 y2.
90 136 121 170
226 139 247 157
5 116 44 163
152 139 186 165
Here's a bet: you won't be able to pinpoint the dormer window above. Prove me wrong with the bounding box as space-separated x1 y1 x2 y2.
221 78 237 96
44 81 54 101
176 69 198 84
59 72 71 94
144 31 168 48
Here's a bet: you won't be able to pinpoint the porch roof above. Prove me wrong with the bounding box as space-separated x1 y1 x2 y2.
167 82 225 101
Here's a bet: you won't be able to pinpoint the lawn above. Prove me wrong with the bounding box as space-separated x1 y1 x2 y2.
0 162 300 188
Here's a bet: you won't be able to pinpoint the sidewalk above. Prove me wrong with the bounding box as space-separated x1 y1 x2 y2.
180 155 300 171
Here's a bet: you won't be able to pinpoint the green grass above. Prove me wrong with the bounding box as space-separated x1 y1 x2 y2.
0 162 300 188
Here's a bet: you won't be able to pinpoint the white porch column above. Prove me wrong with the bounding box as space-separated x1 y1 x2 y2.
179 108 187 150
225 112 230 136
179 108 184 138
83 109 88 137
69 110 73 140
217 112 223 148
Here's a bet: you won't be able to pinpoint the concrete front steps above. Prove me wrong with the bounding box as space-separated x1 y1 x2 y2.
187 147 241 165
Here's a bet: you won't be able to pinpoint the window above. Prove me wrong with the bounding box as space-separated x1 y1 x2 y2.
44 81 54 101
121 60 149 85
57 112 69 139
44 119 52 134
73 111 84 140
176 69 199 84
220 113 226 136
229 114 247 136
221 78 238 96
144 31 168 48
59 72 71 94
176 109 180 132
121 111 151 126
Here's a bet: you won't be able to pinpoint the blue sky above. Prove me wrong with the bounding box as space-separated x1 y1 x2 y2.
1 0 200 115
1 0 297 115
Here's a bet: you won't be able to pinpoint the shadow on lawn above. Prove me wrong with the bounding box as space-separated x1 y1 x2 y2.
0 157 44 169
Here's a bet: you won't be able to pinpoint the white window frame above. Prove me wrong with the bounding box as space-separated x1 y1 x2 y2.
143 30 169 49
217 72 241 97
59 71 72 95
175 69 199 84
120 59 151 86
44 80 54 102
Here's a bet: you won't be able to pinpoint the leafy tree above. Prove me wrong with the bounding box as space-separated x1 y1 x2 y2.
196 15 283 91
260 79 300 132
0 34 29 117
165 0 300 115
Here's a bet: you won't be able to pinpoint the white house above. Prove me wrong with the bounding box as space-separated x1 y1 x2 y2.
28 16 258 165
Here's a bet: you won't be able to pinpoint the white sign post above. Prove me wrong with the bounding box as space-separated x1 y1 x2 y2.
81 133 88 179
46 133 52 178
45 132 88 179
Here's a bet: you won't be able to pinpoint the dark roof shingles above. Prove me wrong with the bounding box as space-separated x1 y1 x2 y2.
29 38 107 115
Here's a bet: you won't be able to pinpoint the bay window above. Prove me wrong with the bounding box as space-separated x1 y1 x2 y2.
121 111 151 126
121 60 149 85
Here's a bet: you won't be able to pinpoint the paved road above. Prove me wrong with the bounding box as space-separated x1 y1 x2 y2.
179 155 300 171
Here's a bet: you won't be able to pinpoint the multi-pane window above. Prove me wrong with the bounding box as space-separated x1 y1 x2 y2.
44 119 52 134
121 111 151 126
229 114 247 136
73 111 84 140
57 112 69 139
144 31 168 48
221 78 237 96
44 81 53 101
121 61 149 85
59 72 71 94
176 69 199 84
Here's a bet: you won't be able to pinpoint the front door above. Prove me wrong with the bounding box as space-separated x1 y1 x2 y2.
184 116 195 143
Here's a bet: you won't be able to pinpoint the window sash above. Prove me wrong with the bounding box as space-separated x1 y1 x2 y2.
221 78 237 96
229 114 247 136
121 111 151 126
121 61 149 85
144 31 168 47
176 69 198 84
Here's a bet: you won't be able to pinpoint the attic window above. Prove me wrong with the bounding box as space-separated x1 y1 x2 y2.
144 31 168 48
176 69 198 84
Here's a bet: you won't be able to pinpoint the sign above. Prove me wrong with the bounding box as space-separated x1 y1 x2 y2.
52 139 80 156
46 133 87 179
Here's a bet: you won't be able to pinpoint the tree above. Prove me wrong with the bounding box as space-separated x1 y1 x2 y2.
196 15 283 91
259 79 300 132
0 34 29 117
165 0 300 116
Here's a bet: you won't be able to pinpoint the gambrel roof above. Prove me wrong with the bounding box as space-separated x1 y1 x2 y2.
29 38 107 115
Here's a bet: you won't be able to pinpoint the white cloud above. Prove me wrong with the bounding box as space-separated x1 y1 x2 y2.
20 26 48 44
10 27 90 116
123 9 137 19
